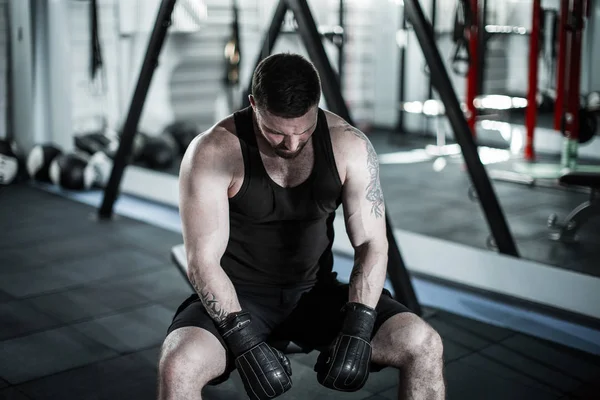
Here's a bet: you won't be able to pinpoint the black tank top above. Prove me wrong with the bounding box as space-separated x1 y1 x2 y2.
221 107 343 287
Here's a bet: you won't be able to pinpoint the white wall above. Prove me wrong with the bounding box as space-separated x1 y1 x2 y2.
340 0 377 124
7 0 35 151
372 1 402 127
59 0 379 141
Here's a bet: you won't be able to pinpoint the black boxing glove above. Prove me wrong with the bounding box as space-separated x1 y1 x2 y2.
314 302 377 392
217 311 292 400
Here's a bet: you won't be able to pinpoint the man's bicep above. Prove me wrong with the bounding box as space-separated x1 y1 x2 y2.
341 129 386 248
179 147 231 268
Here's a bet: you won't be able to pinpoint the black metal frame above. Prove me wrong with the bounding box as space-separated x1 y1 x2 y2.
102 0 521 311
403 0 519 257
396 8 408 133
428 0 437 100
98 0 177 219
242 0 348 118
100 0 422 315
99 0 518 315
337 0 345 89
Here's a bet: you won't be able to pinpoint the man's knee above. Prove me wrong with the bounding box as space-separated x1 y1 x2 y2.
403 314 444 359
373 313 444 366
159 327 227 388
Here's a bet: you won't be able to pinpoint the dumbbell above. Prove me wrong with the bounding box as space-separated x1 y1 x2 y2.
74 132 120 159
73 129 178 172
49 151 113 191
134 132 178 170
0 139 22 185
587 91 600 113
27 144 63 183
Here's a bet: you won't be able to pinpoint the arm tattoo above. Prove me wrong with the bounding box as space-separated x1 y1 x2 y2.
189 273 229 322
344 126 385 218
349 261 363 288
199 289 228 322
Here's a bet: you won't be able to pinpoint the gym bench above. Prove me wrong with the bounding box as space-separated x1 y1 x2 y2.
170 244 312 355
548 172 600 242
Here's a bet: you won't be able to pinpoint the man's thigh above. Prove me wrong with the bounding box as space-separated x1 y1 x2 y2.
270 282 414 351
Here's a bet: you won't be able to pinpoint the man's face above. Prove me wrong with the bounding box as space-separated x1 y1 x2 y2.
251 98 318 160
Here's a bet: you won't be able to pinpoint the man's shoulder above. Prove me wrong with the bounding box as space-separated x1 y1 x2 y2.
182 115 243 176
189 115 240 158
324 110 370 154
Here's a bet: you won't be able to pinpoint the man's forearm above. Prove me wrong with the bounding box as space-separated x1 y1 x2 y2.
348 242 388 308
188 262 242 322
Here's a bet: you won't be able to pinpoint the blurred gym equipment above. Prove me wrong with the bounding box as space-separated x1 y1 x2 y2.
474 0 600 244
49 153 97 191
134 132 178 171
0 138 20 185
48 150 113 191
27 144 63 182
548 171 600 242
74 132 119 159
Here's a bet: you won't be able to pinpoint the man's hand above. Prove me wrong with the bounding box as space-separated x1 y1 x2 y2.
314 302 377 392
217 311 292 400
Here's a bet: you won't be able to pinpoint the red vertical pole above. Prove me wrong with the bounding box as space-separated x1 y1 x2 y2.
565 0 584 143
525 0 542 161
554 0 569 130
466 0 479 137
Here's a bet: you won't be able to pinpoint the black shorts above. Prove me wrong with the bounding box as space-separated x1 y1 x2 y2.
166 279 412 385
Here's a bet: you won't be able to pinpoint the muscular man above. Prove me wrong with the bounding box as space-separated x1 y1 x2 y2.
158 53 445 400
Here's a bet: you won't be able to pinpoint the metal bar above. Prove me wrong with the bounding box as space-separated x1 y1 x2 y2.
428 0 436 100
286 0 345 118
90 0 101 80
385 215 422 315
338 0 344 89
554 0 569 130
241 0 288 108
403 0 519 257
98 0 177 219
396 11 408 133
288 0 422 314
525 0 541 161
466 0 479 135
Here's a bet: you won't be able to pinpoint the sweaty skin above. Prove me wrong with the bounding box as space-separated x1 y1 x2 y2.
178 100 388 323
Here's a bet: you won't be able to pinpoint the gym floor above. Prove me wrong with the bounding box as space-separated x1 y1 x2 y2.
2 183 600 399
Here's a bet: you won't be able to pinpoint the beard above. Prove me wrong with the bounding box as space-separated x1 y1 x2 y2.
273 140 308 159
274 148 301 159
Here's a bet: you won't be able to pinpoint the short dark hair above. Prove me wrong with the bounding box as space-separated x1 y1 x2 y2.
251 53 321 118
